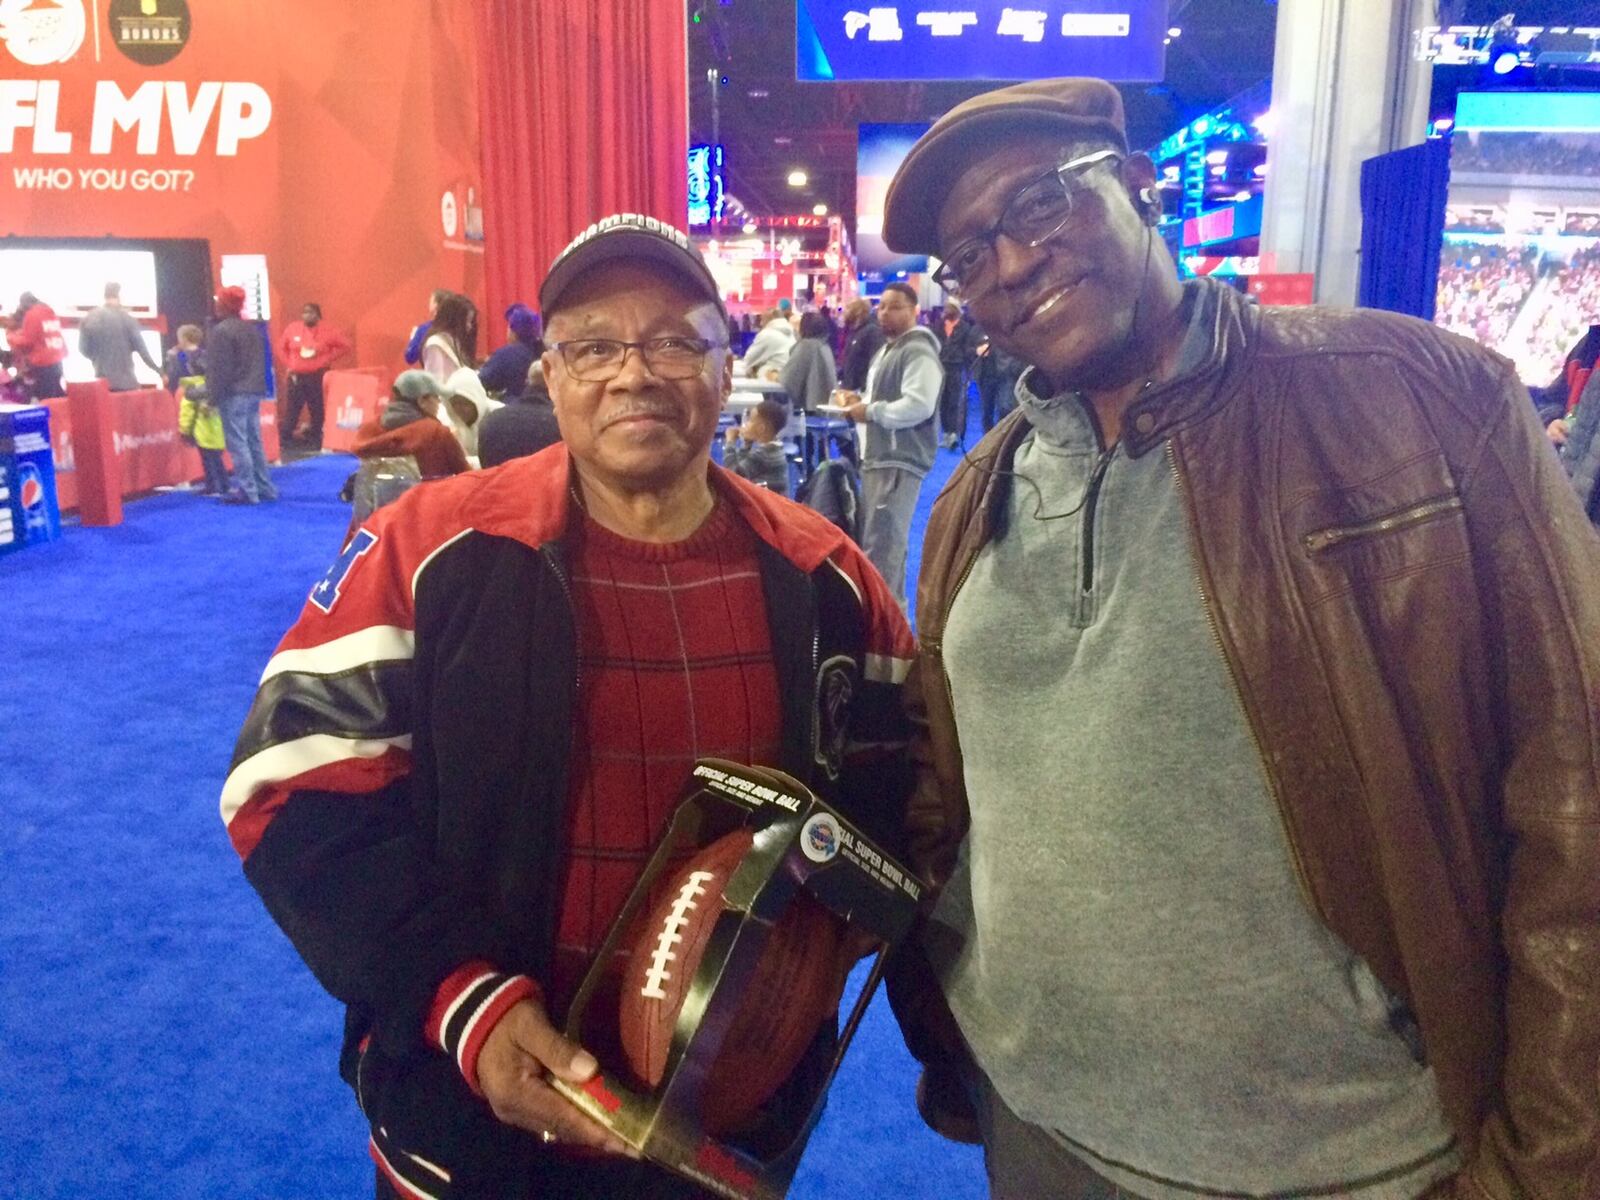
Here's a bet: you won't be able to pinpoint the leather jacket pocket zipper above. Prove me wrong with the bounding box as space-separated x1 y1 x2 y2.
1302 494 1463 554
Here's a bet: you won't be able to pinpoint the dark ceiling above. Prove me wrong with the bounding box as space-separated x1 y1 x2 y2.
1454 1 1600 22
688 0 1283 228
688 1 1600 231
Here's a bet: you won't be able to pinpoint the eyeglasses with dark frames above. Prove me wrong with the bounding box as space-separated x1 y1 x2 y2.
551 336 726 382
932 149 1123 298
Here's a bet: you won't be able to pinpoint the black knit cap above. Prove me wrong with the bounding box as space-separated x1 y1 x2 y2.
883 77 1129 257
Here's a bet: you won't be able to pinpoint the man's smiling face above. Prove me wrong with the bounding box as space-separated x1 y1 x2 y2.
542 262 731 495
937 133 1155 392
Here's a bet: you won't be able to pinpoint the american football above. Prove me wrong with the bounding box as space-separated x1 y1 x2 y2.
617 827 846 1133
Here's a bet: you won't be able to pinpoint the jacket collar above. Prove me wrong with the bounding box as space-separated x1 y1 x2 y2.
1015 277 1261 460
463 443 848 573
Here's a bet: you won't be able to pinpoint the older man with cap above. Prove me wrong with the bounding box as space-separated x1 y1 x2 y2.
882 79 1600 1200
220 213 915 1200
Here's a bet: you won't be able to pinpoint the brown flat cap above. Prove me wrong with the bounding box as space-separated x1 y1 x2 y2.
883 77 1127 256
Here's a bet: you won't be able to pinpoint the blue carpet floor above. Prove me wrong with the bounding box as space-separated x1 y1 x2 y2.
0 437 983 1198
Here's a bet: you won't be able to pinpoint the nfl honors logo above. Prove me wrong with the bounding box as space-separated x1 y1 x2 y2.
0 0 86 66
107 0 190 65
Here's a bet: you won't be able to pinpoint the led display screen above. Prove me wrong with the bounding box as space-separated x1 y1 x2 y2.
1436 91 1600 386
0 247 159 319
798 1 1167 82
856 123 931 279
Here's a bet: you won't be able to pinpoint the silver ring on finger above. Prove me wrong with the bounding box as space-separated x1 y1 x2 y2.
539 1129 559 1145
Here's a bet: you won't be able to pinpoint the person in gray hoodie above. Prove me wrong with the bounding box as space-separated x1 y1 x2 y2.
839 281 943 608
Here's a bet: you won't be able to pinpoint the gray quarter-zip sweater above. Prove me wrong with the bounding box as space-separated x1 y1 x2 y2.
931 280 1459 1199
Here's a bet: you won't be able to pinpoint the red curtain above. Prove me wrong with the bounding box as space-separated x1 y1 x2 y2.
476 0 689 342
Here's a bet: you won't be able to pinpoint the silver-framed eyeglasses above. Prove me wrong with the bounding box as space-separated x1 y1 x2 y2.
932 149 1123 298
552 336 726 382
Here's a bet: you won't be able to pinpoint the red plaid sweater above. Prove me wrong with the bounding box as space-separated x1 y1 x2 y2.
424 498 782 1090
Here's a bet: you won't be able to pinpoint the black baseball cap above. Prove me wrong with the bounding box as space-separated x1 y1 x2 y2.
539 213 726 319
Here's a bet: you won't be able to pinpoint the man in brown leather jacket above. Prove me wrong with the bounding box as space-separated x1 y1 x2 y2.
881 78 1599 1200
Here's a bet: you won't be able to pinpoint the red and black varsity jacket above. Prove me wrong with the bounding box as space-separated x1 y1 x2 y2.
221 443 916 1194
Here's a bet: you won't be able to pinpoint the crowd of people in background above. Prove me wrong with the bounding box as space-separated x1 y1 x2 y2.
1450 130 1600 176
1435 241 1537 346
697 285 1037 602
2 229 1591 556
0 261 1101 603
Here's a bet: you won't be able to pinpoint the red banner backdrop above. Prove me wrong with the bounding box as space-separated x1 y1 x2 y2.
1 1 486 371
1248 274 1317 307
322 369 390 454
4 0 695 502
45 389 280 514
475 0 689 345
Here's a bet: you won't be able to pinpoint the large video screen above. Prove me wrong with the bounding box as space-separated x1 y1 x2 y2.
1436 91 1600 387
0 248 159 319
856 123 931 280
798 1 1166 82
0 247 168 386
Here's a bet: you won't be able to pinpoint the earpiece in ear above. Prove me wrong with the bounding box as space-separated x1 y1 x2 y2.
1137 187 1160 224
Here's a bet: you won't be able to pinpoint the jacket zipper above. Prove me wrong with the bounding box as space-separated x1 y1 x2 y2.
540 544 580 699
1079 446 1115 599
1166 442 1316 908
538 542 580 960
1301 494 1464 554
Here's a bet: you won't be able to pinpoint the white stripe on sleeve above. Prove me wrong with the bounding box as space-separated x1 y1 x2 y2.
435 970 497 1051
220 733 413 827
258 625 416 686
454 976 524 1076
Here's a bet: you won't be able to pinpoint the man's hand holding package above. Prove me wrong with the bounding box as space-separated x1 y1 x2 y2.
477 998 637 1157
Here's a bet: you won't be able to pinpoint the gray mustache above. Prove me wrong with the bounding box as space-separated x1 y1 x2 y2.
602 400 681 427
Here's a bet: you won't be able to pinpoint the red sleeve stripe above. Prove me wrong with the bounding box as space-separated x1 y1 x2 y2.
223 747 412 860
257 624 415 685
220 733 413 829
425 962 499 1049
427 963 544 1094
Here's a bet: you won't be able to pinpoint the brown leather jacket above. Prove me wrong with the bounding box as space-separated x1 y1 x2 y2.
896 284 1600 1199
